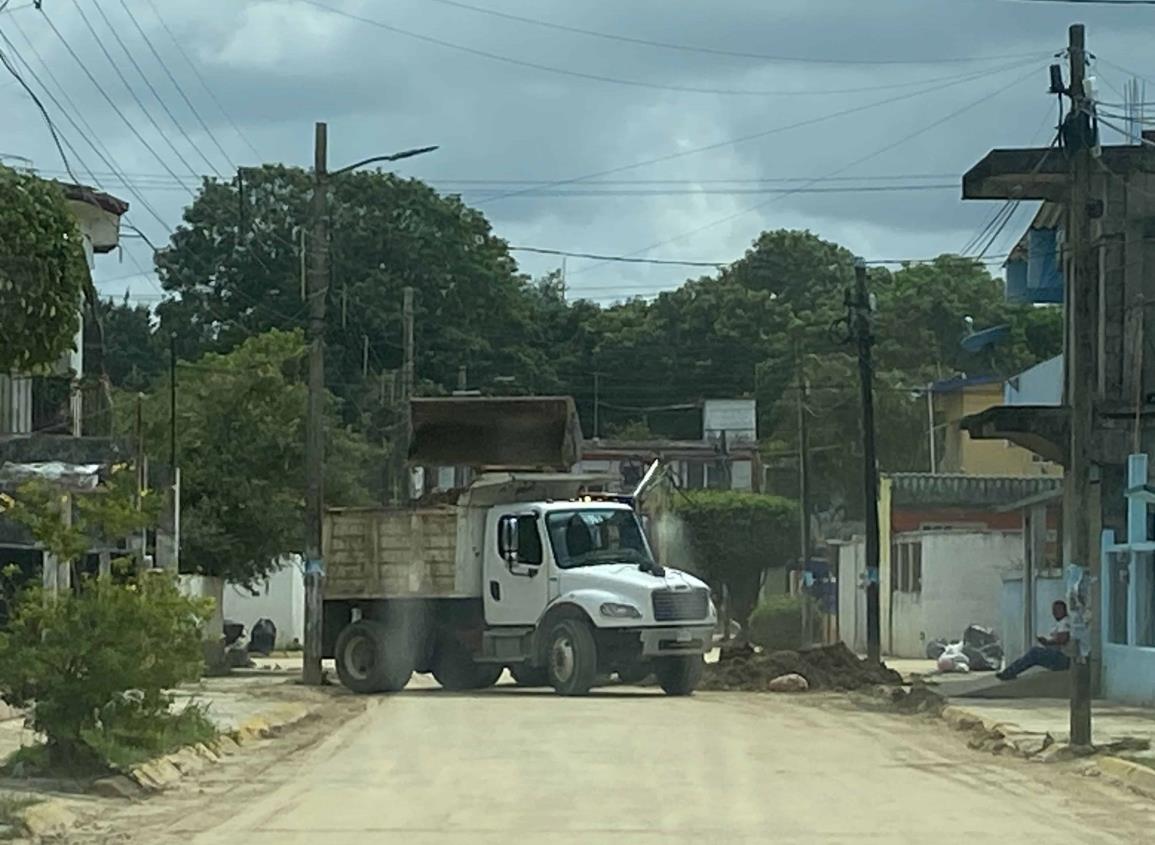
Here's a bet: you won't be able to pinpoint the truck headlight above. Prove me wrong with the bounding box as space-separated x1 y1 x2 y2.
600 602 642 619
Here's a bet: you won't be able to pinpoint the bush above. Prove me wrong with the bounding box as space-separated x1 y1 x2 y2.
0 572 214 772
748 595 805 651
673 491 798 628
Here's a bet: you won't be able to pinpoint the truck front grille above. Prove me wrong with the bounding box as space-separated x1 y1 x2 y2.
651 588 709 622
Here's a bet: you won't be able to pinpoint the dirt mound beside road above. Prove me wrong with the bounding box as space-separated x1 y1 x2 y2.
702 642 903 692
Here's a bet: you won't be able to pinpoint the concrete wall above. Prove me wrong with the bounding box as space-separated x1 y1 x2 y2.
1102 645 1155 706
221 556 305 649
888 531 1022 658
1005 355 1062 406
938 383 1059 476
835 539 867 655
999 573 1065 660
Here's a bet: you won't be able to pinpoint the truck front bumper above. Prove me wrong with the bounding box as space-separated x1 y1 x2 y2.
639 625 715 657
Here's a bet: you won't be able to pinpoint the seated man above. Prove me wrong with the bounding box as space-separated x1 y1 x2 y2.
996 599 1071 681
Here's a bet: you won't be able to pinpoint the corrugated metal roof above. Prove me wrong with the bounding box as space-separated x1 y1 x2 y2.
888 473 1062 508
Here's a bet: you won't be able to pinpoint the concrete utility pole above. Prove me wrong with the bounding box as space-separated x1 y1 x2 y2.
303 122 328 687
302 129 438 683
1064 22 1096 748
796 346 812 644
848 258 881 663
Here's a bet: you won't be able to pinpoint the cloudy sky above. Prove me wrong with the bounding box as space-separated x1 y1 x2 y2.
2 0 1153 306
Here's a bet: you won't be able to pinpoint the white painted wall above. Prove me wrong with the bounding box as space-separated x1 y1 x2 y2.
888 531 1022 658
221 555 305 648
1005 355 1062 406
835 539 867 655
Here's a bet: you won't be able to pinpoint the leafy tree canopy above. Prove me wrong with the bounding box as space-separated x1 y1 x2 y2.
0 166 89 372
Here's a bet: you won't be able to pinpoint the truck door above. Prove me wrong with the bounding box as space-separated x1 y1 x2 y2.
484 509 550 626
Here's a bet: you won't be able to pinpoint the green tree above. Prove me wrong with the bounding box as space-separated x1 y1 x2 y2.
152 166 548 424
0 166 90 372
126 329 384 586
673 491 798 630
96 296 164 390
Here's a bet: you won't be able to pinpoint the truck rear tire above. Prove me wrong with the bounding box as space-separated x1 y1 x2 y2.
432 636 503 691
655 655 704 696
509 664 549 687
335 619 413 694
546 618 598 696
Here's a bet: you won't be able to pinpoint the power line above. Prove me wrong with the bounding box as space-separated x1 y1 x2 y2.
513 247 725 268
140 0 261 160
475 57 1041 205
0 42 76 181
84 0 223 179
424 0 1048 66
115 0 237 173
290 0 1025 98
38 7 196 194
0 22 174 232
570 61 1045 277
67 0 200 189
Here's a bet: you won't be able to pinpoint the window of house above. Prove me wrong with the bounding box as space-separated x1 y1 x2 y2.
685 462 705 490
892 541 922 594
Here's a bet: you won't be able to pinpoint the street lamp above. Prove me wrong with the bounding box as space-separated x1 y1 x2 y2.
303 123 438 686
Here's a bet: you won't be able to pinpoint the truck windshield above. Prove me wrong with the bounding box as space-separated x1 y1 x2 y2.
545 509 652 569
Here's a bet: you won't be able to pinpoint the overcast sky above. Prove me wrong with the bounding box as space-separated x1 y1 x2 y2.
2 0 1153 306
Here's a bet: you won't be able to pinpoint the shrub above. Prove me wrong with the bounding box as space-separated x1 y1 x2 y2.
748 595 805 651
0 573 213 771
673 490 798 628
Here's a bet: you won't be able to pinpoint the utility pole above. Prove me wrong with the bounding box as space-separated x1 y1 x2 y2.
400 286 415 501
593 372 601 439
303 121 328 687
925 385 937 473
796 348 813 645
169 332 177 473
1063 22 1096 748
848 257 881 663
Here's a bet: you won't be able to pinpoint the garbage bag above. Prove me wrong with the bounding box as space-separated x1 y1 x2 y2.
936 642 970 673
248 618 277 655
963 624 999 650
926 639 948 660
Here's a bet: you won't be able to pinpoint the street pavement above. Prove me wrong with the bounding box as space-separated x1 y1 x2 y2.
103 673 1155 845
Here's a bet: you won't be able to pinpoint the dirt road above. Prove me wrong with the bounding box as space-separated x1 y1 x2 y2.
71 678 1155 845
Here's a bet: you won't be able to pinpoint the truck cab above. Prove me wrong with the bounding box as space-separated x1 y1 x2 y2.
321 397 715 697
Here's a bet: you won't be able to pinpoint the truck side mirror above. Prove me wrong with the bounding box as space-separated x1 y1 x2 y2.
498 515 519 562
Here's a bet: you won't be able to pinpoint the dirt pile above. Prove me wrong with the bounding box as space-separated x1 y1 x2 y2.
701 642 903 692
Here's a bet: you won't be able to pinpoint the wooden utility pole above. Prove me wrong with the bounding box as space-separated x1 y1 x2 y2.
302 121 328 687
849 257 881 663
593 372 601 439
1064 22 1096 747
796 347 813 643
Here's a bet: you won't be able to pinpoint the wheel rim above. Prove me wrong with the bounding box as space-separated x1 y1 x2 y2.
551 634 575 683
344 634 374 681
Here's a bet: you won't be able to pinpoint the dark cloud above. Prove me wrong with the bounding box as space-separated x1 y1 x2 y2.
2 0 1153 304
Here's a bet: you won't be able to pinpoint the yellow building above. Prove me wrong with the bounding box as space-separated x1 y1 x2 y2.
933 375 1061 477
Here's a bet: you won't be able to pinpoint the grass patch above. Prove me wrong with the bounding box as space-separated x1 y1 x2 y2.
80 703 218 771
0 792 39 838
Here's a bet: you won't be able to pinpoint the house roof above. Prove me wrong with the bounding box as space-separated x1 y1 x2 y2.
887 472 1062 508
930 373 1002 394
59 183 129 217
583 438 760 459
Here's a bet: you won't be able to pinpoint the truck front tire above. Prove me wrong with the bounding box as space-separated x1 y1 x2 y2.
334 619 413 694
546 618 598 696
655 655 704 696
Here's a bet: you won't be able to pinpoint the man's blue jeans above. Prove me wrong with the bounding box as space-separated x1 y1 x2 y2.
1000 645 1070 679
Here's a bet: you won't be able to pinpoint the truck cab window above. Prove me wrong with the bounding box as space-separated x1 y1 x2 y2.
516 515 543 566
546 509 652 569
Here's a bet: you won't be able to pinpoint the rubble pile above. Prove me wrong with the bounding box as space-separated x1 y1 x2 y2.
702 642 903 692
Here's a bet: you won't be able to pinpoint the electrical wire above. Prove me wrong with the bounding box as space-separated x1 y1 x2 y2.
38 7 196 193
291 0 1030 99
67 0 200 189
0 43 76 181
115 0 237 174
423 0 1049 67
0 24 174 232
476 57 1042 205
84 0 223 178
569 61 1046 278
140 0 261 160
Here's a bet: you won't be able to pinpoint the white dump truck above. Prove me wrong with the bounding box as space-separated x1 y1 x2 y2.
321 396 715 696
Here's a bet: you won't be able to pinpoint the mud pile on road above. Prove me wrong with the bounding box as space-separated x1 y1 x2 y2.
701 642 903 692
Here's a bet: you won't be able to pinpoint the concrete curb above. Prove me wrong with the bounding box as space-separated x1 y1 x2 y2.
1094 756 1155 798
127 701 316 793
939 703 1060 760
